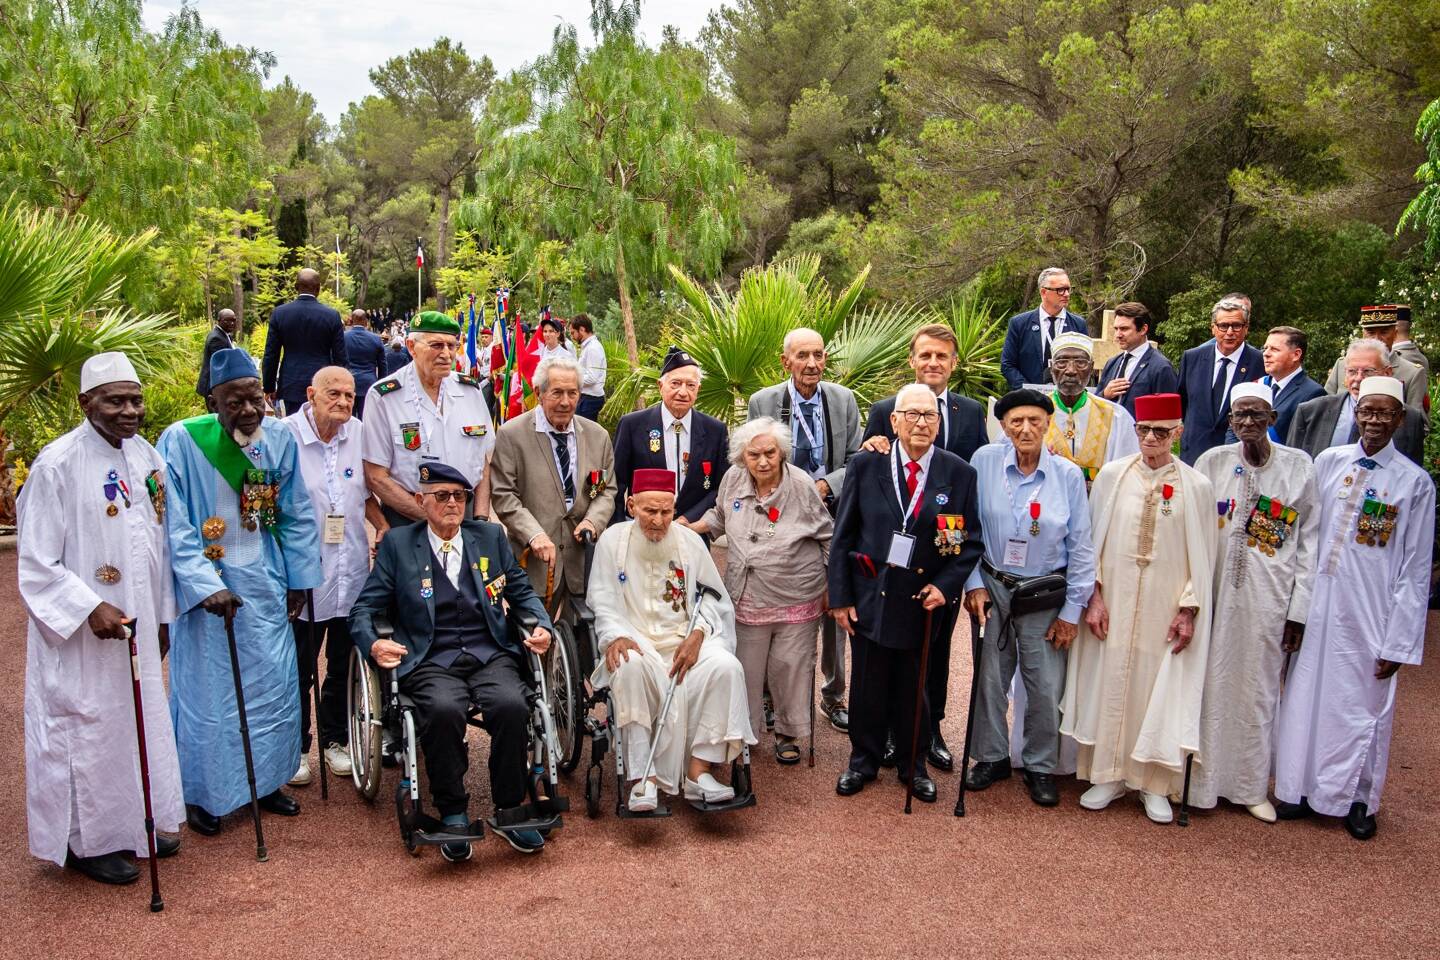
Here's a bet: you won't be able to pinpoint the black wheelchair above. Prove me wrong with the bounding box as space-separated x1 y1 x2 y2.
346 614 569 856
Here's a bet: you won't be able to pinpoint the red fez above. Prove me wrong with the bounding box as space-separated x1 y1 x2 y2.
631 468 676 496
1133 393 1182 422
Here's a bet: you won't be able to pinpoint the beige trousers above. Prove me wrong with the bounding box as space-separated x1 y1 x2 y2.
735 617 821 739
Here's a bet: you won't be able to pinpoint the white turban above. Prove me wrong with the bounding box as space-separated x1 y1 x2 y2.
1357 376 1404 404
80 352 140 392
1051 331 1093 357
1229 381 1272 408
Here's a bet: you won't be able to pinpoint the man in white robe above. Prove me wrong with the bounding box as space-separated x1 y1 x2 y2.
1193 384 1319 822
1274 377 1435 840
590 468 755 812
1060 392 1216 824
19 353 184 884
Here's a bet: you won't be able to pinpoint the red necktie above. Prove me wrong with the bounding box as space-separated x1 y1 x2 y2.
905 460 921 511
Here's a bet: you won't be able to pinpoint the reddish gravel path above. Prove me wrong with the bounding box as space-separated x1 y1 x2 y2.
0 546 1436 959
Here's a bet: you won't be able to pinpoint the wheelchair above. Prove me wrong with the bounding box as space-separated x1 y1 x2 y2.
516 547 592 779
346 615 569 856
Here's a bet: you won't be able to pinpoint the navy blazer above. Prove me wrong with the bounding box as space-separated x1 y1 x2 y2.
611 404 730 523
1223 370 1325 444
827 448 982 650
1000 308 1088 390
1178 340 1263 464
195 325 234 397
864 390 987 463
1097 344 1180 418
263 294 348 410
344 326 387 386
1285 394 1426 467
348 519 552 679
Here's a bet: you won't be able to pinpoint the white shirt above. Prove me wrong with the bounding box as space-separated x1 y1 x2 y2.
538 342 576 367
285 404 370 621
535 407 578 509
892 443 936 523
426 525 463 588
1266 366 1302 397
661 405 693 493
577 334 607 396
1212 342 1244 398
1039 310 1065 358
931 388 950 445
1115 339 1150 375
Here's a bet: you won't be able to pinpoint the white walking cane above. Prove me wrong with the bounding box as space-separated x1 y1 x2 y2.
633 582 721 788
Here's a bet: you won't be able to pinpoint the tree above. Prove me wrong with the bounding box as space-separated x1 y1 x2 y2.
151 206 285 323
1398 97 1440 259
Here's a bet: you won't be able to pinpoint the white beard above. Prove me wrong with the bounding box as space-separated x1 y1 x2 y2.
232 426 263 448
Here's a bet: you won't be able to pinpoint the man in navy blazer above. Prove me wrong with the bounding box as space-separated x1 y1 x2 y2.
343 308 387 419
1224 325 1325 444
1000 267 1088 390
1098 301 1179 417
831 384 983 802
611 347 729 525
263 268 347 416
1177 296 1263 464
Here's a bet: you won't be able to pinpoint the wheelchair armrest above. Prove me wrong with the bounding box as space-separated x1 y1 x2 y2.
571 596 595 624
374 615 395 641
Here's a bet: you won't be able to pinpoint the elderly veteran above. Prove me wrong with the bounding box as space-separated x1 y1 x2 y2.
961 390 1096 807
362 310 495 530
694 418 833 765
589 468 755 812
1045 332 1138 483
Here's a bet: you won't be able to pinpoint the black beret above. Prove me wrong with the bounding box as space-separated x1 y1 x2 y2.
994 388 1055 420
417 461 469 487
660 345 699 377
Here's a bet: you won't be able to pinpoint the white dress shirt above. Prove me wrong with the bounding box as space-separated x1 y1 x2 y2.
1212 342 1244 398
285 404 370 621
1115 339 1150 377
536 407 578 509
661 405 693 493
427 525 463 588
577 335 607 397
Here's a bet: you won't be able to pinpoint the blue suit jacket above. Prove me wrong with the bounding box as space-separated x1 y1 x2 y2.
1178 339 1263 464
1223 370 1326 444
864 390 987 463
263 295 347 410
344 326 387 387
611 404 730 523
347 519 551 679
1097 344 1180 418
1000 308 1088 390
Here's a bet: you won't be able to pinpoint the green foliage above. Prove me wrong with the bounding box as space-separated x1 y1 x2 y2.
772 212 868 299
150 206 286 322
1398 97 1440 259
933 296 1007 401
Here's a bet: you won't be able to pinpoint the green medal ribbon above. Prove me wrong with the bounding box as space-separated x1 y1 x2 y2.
180 414 250 495
1052 390 1088 415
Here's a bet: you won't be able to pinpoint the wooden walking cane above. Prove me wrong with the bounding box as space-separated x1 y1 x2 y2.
305 590 326 800
224 613 268 861
904 607 936 814
123 620 164 912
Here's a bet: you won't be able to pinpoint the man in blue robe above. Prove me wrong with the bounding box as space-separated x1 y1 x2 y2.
158 348 321 835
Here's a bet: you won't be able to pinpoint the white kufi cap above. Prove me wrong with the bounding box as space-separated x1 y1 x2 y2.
80 352 140 392
1357 376 1404 404
1050 331 1093 357
1229 381 1272 408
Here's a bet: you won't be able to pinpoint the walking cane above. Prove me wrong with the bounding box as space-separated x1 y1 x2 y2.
224 613 269 861
953 612 984 817
123 620 163 912
1177 753 1195 827
305 589 327 800
904 607 936 815
808 635 817 769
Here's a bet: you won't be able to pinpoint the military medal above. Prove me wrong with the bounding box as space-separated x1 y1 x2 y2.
203 544 225 561
1356 497 1398 547
765 506 779 538
1217 498 1235 528
587 470 607 499
662 560 687 611
934 514 965 555
106 503 118 517
240 468 281 533
420 577 433 600
202 516 226 540
145 469 166 523
94 563 122 585
1160 483 1174 516
702 461 712 490
461 424 487 437
1028 500 1041 537
648 428 662 453
1244 495 1298 556
104 469 129 516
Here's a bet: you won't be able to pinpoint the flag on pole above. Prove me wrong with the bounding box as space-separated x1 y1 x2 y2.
415 241 425 270
506 316 543 419
464 293 480 377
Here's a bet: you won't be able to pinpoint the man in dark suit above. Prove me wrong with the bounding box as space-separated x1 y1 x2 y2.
1098 301 1179 417
1177 296 1262 464
1287 339 1426 466
195 308 238 397
831 383 983 803
348 461 554 862
1000 266 1088 390
1227 325 1325 443
611 347 729 525
263 268 347 416
343 308 386 419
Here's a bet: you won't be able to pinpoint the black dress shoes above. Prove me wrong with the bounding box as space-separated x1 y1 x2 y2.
186 804 221 836
1023 770 1060 806
259 790 301 816
1344 801 1377 840
133 834 181 858
880 732 898 768
822 701 850 733
928 732 954 772
904 776 937 803
964 758 1012 791
1274 797 1313 821
66 850 139 885
836 770 873 796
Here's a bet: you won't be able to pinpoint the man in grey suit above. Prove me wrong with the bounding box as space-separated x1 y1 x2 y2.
748 327 863 732
490 355 618 622
1288 338 1426 466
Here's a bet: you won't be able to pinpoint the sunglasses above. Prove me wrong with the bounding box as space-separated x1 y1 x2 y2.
1135 424 1175 440
424 490 468 503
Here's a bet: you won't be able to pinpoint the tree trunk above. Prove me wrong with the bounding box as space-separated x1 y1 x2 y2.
615 241 642 409
232 276 244 321
435 182 451 311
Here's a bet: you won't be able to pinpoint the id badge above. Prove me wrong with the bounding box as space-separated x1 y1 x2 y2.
887 533 916 568
323 514 345 544
1003 538 1029 567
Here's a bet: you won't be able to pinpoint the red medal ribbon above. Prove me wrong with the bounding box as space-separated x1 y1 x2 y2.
1029 501 1041 520
702 461 712 476
1161 483 1174 500
766 506 780 523
937 515 947 531
1269 498 1283 518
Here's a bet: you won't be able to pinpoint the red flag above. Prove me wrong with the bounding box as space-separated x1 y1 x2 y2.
506 320 543 418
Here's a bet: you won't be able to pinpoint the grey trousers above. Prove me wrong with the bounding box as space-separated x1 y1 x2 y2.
736 617 821 739
972 569 1067 773
819 617 846 706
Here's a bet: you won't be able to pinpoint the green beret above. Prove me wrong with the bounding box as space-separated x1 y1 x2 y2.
409 310 461 336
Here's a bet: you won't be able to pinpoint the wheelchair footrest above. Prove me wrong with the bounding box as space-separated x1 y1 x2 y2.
616 803 672 819
687 792 757 814
411 814 487 845
488 802 564 833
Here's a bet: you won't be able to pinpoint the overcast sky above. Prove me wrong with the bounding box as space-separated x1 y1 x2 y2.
142 1 719 124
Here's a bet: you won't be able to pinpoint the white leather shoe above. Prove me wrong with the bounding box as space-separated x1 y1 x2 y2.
324 743 353 777
627 779 658 813
1079 780 1126 810
288 758 312 787
1142 791 1174 824
1248 801 1277 823
684 772 736 803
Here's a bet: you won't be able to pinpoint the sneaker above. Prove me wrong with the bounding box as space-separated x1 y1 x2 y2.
683 772 735 804
324 743 353 776
1141 791 1173 824
439 815 472 863
1079 780 1126 811
499 827 545 854
627 779 658 813
288 758 312 787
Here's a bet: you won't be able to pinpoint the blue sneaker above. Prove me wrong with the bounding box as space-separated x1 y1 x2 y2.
499 827 544 855
439 814 472 863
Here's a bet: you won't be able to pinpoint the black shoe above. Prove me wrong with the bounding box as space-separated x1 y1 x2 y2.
764 700 775 731
1023 770 1060 806
439 817 474 862
133 834 180 858
903 775 938 803
836 770 872 796
928 732 954 772
1344 801 1377 840
822 701 850 733
1274 797 1313 821
880 732 898 769
186 804 221 836
66 849 139 885
964 758 1012 791
259 790 301 816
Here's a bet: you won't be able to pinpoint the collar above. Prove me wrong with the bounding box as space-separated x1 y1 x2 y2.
535 407 575 435
1003 443 1049 481
1267 368 1301 392
900 443 936 474
789 378 823 403
296 402 351 446
660 405 693 432
1394 339 1415 350
426 524 463 556
1125 340 1150 362
1040 308 1064 323
1052 389 1088 414
1352 439 1398 468
925 385 949 406
82 417 128 452
297 294 317 301
1215 341 1243 361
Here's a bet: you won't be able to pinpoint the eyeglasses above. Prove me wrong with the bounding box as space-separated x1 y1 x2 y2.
1344 367 1382 379
901 410 941 424
1228 411 1271 423
1135 424 1175 439
1355 408 1399 423
1213 322 1248 332
1051 358 1091 370
424 490 468 503
1042 286 1072 295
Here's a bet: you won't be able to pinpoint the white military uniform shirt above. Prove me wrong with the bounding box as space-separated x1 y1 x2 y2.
362 362 495 492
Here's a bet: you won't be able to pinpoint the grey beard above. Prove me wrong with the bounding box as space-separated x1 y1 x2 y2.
232 426 263 448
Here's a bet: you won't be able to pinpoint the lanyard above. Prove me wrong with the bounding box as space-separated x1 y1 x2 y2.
889 446 927 531
788 382 823 455
1001 462 1042 539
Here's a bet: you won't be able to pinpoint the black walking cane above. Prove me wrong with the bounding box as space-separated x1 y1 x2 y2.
1177 753 1195 827
305 589 327 800
953 611 984 817
123 620 164 912
904 607 936 814
224 612 269 861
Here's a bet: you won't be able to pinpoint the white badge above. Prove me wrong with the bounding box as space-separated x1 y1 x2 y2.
1003 538 1029 567
323 514 345 545
887 532 916 568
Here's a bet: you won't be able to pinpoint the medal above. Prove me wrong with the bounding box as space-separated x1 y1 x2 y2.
1028 500 1041 537
662 560 687 611
145 470 165 523
106 503 118 517
202 516 226 540
94 563 122 585
648 428 662 454
702 461 712 490
765 506 779 538
1160 483 1174 516
203 544 225 561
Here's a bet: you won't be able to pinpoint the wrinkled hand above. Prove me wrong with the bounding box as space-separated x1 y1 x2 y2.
1047 617 1079 650
530 533 557 566
917 584 946 610
374 523 391 544
1281 620 1305 653
675 516 692 528
286 589 307 620
88 601 130 640
669 628 704 683
573 519 598 542
200 589 243 622
371 638 407 669
1167 608 1197 654
1376 658 1401 680
830 605 856 635
1101 378 1130 400
860 435 891 455
524 626 552 655
964 588 990 631
815 479 831 500
1084 589 1108 641
605 636 640 673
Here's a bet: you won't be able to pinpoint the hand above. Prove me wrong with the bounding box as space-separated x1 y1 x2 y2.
830 605 856 634
963 588 990 631
1046 617 1079 650
286 589 307 620
159 623 170 660
1101 378 1130 400
860 435 891 455
1281 620 1305 653
1376 658 1401 680
1084 589 1108 641
371 638 407 669
675 516 692 528
524 626 552 655
573 519 598 542
87 601 130 640
200 589 243 622
374 523 391 544
688 518 711 536
605 636 640 673
815 479 831 499
669 628 704 683
1167 608 1197 654
917 584 946 610
529 533 556 566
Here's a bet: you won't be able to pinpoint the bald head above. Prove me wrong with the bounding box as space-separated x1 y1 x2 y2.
349 308 368 327
296 268 322 295
216 308 238 335
307 366 355 430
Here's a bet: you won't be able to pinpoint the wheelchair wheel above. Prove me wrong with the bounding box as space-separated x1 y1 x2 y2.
346 647 384 802
585 765 602 819
545 622 585 774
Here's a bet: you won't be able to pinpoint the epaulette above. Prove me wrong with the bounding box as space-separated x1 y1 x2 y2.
374 378 401 396
456 374 481 388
